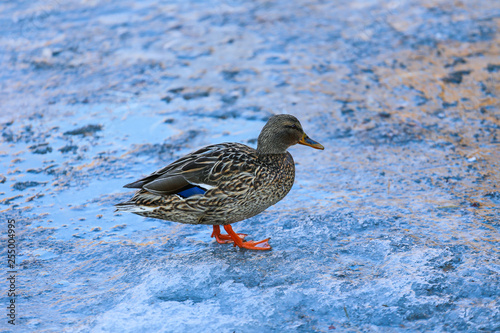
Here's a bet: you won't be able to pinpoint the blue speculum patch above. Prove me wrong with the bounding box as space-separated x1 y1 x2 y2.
177 186 206 198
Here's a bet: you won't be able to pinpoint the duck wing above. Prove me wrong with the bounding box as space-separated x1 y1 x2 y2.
123 143 256 196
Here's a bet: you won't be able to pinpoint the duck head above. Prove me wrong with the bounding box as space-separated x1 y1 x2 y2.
257 114 324 154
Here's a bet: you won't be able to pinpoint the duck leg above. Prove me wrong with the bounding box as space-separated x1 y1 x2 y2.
211 225 247 244
223 225 271 250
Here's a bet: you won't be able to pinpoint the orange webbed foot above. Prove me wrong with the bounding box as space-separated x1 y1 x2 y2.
238 238 271 250
223 225 272 251
211 225 247 244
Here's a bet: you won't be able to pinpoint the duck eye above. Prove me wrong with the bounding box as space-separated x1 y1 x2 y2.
286 124 299 130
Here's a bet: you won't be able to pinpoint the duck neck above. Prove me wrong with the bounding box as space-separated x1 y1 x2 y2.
257 148 288 156
257 137 290 155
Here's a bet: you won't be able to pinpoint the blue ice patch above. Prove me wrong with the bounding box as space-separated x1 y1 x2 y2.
177 186 206 198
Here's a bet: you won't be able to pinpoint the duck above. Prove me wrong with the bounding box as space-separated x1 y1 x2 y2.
115 114 324 250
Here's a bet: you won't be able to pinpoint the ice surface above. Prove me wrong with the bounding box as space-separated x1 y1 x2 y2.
1 0 499 332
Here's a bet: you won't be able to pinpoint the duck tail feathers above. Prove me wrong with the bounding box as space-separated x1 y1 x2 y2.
114 202 156 213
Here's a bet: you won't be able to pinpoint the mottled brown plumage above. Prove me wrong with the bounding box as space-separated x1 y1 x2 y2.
115 114 324 250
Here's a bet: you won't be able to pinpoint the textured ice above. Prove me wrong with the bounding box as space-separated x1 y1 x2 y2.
1 0 499 332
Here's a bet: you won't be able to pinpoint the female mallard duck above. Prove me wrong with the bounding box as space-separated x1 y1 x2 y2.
115 114 324 250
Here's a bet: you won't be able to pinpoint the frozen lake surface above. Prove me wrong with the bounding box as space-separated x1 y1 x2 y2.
1 0 499 331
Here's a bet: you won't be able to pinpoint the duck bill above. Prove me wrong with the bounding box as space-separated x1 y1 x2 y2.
298 134 324 150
